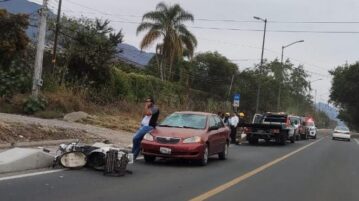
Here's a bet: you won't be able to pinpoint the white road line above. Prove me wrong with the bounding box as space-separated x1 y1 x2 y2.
0 169 64 182
354 138 359 145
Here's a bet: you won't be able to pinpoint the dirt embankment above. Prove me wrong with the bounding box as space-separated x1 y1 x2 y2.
0 113 133 146
0 121 98 144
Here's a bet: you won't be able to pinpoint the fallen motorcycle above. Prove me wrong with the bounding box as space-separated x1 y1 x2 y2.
53 140 133 176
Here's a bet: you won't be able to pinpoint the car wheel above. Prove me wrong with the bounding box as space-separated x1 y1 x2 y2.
199 145 209 166
332 137 335 140
314 135 317 139
278 134 287 145
144 155 156 163
218 143 229 160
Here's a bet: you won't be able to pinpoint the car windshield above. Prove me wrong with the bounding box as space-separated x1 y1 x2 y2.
305 122 315 126
159 113 207 129
335 126 349 131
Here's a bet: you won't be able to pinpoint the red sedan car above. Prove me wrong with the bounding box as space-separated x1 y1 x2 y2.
141 111 230 165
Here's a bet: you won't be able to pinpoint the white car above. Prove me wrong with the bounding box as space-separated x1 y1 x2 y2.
305 120 317 139
332 126 351 141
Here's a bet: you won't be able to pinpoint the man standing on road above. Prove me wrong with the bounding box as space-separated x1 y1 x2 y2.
132 97 160 160
229 113 239 144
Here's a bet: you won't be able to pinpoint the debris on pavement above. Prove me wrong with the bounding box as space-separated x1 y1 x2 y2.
54 140 133 176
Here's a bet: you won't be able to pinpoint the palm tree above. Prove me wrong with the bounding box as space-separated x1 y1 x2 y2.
137 2 197 81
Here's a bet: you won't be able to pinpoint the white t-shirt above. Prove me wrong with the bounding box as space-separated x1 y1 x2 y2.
229 116 239 127
140 106 159 127
141 115 151 126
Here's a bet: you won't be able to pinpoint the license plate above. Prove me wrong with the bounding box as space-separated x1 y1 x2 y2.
257 130 264 133
160 147 171 154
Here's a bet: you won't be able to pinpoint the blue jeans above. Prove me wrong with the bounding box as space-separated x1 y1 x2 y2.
132 125 153 159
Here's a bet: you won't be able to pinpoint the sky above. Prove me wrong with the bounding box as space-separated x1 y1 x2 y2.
30 0 359 103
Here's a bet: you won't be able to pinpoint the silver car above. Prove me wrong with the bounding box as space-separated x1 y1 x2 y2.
332 126 351 141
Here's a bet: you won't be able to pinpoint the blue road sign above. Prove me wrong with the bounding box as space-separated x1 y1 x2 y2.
233 93 240 107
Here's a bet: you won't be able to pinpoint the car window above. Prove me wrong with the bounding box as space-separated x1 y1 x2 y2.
159 113 207 129
335 126 349 131
208 116 216 128
214 115 225 128
264 115 287 123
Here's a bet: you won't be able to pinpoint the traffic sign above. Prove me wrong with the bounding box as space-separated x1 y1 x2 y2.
233 93 240 107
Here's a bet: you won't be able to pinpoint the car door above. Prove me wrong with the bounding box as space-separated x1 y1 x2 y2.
214 115 228 150
207 116 220 154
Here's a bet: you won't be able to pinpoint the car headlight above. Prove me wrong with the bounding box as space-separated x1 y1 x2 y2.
183 136 201 144
143 133 154 141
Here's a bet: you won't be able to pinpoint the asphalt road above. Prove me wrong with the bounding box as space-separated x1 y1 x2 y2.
1 130 359 201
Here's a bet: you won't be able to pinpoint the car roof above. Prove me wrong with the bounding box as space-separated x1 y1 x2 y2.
175 111 214 116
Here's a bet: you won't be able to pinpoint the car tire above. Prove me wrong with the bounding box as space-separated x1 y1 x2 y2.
218 143 229 160
199 145 209 166
314 135 317 139
144 155 156 163
278 134 287 145
332 137 335 140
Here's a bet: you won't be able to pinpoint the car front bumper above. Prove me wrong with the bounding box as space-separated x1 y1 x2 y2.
141 141 205 159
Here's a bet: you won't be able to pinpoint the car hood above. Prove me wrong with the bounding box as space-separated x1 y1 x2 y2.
150 126 206 138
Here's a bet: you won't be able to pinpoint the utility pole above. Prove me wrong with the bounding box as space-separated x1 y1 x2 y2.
253 16 267 113
227 74 235 100
32 0 48 99
52 0 62 72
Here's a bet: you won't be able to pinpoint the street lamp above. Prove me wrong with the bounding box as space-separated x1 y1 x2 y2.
253 16 267 113
310 78 323 112
277 40 305 111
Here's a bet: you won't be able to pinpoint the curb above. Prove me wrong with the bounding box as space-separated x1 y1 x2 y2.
0 139 77 149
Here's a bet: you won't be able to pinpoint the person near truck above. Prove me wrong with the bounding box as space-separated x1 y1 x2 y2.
237 112 245 144
229 113 239 144
223 112 230 126
132 97 160 160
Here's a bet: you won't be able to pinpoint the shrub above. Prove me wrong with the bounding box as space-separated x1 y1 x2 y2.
0 61 32 98
23 96 48 114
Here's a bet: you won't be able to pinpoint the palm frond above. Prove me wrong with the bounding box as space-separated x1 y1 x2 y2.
174 11 194 24
140 30 161 50
142 11 165 24
156 2 168 12
136 22 163 35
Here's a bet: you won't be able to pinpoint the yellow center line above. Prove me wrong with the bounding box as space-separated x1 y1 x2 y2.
189 137 325 201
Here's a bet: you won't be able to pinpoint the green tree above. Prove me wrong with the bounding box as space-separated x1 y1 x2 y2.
330 62 359 130
137 2 197 81
0 9 29 67
0 9 32 98
191 52 237 99
55 17 123 86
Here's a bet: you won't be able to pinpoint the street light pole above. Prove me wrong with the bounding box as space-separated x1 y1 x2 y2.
277 40 304 111
254 16 267 113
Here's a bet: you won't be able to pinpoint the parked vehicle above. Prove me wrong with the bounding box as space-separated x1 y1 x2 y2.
246 112 295 145
332 126 351 141
141 111 230 166
303 117 317 139
289 115 302 140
